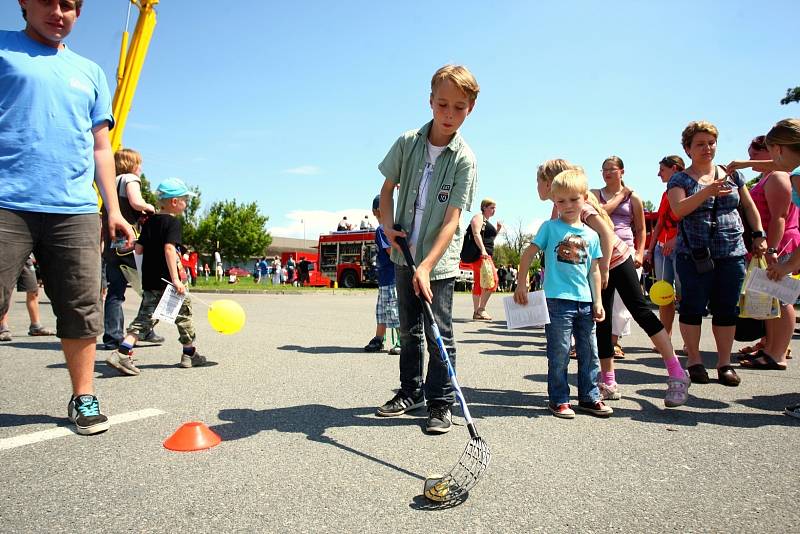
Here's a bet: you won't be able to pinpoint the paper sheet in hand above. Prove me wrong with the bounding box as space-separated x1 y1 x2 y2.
744 268 800 304
152 284 185 324
504 291 549 330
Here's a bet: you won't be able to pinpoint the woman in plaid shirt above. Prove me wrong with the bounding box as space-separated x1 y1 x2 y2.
667 121 766 387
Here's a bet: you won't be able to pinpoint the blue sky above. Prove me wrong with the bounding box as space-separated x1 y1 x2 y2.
3 1 798 242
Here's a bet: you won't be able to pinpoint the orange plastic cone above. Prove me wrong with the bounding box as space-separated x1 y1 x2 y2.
163 421 222 452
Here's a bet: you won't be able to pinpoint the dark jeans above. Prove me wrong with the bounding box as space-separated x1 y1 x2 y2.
395 266 456 405
676 254 745 326
597 256 664 359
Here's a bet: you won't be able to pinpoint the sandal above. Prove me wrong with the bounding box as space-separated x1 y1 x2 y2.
739 350 788 371
687 363 709 384
569 346 577 359
473 309 492 321
738 341 765 355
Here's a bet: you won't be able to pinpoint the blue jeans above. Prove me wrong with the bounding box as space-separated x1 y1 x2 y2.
102 260 128 344
395 266 456 405
544 298 600 405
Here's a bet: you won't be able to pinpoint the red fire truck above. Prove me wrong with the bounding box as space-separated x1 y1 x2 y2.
280 251 331 287
318 230 379 288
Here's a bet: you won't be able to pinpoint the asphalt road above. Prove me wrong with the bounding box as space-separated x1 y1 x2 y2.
0 289 798 533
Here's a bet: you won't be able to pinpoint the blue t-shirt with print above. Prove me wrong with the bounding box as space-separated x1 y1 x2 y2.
375 225 395 287
0 30 114 214
533 219 601 302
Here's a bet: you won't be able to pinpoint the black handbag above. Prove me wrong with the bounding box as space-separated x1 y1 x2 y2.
680 169 720 275
460 219 485 263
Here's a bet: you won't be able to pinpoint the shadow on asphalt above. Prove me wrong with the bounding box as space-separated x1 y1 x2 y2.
2 341 61 351
47 361 219 378
0 413 66 428
210 405 426 481
408 492 469 511
277 344 362 355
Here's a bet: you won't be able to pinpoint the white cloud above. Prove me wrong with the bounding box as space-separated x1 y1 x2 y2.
282 165 322 176
269 209 379 241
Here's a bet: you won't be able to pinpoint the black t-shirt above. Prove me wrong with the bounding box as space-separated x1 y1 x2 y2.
137 214 182 290
481 220 497 256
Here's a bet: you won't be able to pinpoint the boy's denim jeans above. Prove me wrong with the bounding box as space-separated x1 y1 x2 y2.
395 266 455 406
103 260 128 345
544 298 600 405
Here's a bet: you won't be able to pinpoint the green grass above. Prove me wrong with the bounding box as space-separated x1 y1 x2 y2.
189 277 372 293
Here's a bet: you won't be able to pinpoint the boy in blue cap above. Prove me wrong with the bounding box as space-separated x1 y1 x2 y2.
364 195 401 354
106 178 208 375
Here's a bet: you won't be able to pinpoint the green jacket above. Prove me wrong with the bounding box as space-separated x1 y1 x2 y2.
378 121 477 281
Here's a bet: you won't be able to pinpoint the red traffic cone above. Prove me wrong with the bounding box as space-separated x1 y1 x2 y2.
163 421 221 452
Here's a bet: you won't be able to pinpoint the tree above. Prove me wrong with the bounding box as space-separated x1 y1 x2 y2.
780 86 800 105
194 200 271 262
493 218 534 267
642 199 656 213
139 173 158 206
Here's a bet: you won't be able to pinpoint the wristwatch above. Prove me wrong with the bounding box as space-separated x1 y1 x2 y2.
766 247 778 254
750 230 767 239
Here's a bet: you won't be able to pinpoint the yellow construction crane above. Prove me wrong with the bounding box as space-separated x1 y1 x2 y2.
110 0 159 152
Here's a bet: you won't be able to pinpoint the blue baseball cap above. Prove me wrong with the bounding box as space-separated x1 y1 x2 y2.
156 178 196 199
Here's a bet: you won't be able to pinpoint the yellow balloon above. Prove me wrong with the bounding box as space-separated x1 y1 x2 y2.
207 299 246 335
649 280 675 306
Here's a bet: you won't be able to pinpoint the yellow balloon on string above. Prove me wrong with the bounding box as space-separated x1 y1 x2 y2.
649 280 675 306
207 299 246 334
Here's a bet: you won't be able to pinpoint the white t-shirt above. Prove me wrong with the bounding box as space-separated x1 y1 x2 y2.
409 141 447 254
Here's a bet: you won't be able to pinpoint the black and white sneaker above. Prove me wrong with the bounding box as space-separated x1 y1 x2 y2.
363 337 384 352
426 403 452 434
376 392 425 417
67 395 110 435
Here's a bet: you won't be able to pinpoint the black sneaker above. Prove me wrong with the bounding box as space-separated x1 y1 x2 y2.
376 391 425 417
139 331 165 345
364 336 384 352
426 403 452 434
67 395 110 435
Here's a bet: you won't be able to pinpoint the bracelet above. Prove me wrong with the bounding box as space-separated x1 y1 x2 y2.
751 230 767 239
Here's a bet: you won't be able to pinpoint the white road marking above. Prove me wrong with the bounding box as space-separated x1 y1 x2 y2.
0 408 166 451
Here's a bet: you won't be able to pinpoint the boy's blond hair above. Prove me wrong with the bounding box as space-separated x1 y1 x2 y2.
538 158 614 230
480 198 496 210
114 148 142 175
551 169 589 197
681 120 718 149
431 65 480 102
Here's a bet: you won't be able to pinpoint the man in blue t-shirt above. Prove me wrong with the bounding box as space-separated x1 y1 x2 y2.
364 196 401 354
0 1 134 436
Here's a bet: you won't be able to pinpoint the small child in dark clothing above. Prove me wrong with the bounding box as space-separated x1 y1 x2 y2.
106 178 207 375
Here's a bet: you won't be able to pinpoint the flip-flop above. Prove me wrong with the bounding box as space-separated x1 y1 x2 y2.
739 350 787 371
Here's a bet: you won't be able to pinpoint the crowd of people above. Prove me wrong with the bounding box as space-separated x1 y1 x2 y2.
1 2 798 440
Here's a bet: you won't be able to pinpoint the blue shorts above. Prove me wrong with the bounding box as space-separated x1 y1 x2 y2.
676 254 745 326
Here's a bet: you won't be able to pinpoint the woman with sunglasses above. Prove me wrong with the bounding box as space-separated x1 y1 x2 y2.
592 156 646 358
668 121 766 387
735 136 799 371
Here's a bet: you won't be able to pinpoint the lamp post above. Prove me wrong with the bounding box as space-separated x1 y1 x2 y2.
301 218 306 250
